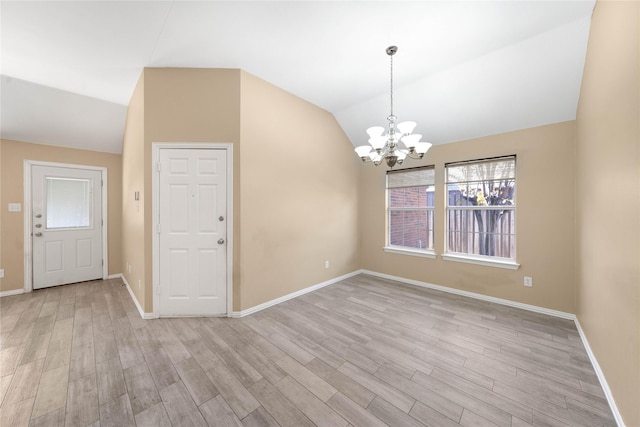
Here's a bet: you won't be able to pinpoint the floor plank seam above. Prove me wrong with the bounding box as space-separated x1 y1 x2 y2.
0 275 619 427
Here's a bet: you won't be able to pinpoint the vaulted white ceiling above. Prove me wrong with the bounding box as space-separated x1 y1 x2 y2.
1 1 595 154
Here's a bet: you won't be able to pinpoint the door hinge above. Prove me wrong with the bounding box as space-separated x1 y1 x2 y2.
102 259 104 266
156 162 161 172
101 219 104 226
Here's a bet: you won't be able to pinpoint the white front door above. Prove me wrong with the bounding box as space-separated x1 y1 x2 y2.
32 165 103 289
158 148 227 316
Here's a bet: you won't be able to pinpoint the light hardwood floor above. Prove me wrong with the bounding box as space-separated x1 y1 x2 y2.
0 274 616 426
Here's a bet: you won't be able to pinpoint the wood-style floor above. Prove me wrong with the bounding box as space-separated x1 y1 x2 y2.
0 274 616 427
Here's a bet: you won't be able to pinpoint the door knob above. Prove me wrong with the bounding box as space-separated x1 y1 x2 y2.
35 214 42 218
35 224 42 228
34 232 43 237
218 238 225 245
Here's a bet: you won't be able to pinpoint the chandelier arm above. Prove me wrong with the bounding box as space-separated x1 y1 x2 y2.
377 146 390 158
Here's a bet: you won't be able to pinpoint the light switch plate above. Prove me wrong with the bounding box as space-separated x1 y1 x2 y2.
0 269 4 278
8 203 21 212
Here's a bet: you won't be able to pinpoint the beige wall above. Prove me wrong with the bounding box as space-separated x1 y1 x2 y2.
120 67 361 313
0 139 122 293
121 68 241 312
0 140 3 291
360 121 577 313
575 1 639 425
140 68 242 312
121 73 146 308
3 5 637 418
239 71 360 310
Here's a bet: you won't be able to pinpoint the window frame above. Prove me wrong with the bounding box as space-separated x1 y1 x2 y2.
444 156 519 270
385 165 436 258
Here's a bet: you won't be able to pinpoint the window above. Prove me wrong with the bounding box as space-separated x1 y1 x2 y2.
445 156 516 261
386 166 435 255
46 177 92 229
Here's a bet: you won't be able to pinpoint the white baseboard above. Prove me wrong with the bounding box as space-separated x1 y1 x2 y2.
230 270 361 317
0 288 25 297
109 274 156 319
361 269 576 320
110 266 623 426
574 318 625 427
361 269 623 427
228 268 575 320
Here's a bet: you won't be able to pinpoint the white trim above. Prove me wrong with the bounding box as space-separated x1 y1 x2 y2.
110 273 156 320
0 289 25 297
102 170 109 281
230 270 361 317
441 253 520 270
361 269 574 319
24 164 30 292
383 246 436 259
359 270 624 425
152 143 234 318
225 148 234 317
574 318 625 427
152 147 160 318
23 160 109 292
112 268 622 425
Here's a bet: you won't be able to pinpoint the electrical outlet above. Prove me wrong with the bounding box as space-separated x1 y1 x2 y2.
324 260 329 269
127 263 131 273
524 276 533 287
138 279 141 289
0 269 4 279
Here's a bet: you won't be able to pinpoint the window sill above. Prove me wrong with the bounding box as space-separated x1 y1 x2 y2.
441 253 520 270
383 246 437 259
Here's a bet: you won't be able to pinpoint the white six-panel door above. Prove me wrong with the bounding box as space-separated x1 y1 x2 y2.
158 148 227 316
31 165 103 289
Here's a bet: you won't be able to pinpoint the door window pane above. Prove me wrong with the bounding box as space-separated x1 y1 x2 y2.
46 177 92 228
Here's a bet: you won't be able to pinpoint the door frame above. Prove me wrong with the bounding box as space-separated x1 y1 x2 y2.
152 142 234 318
23 160 108 292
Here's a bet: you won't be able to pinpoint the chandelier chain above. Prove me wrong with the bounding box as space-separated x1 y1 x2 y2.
389 54 394 118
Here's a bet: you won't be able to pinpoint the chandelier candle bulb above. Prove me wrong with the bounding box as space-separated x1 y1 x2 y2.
396 121 417 135
401 134 422 149
355 46 432 168
366 126 385 137
416 142 433 154
369 136 388 150
355 146 373 158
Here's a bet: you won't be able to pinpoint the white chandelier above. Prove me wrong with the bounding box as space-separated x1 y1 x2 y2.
354 46 432 168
